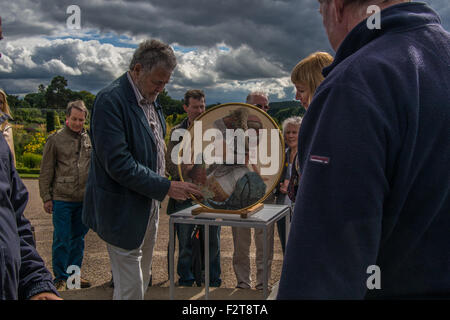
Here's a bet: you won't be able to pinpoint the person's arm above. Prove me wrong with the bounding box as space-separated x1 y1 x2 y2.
3 125 16 166
277 85 391 299
6 148 61 300
39 135 56 201
39 135 56 213
91 94 171 200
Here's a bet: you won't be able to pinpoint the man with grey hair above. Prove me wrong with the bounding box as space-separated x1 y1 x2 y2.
231 92 274 290
278 0 450 299
83 39 202 300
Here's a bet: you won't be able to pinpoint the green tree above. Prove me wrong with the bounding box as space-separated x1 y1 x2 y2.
46 111 60 132
6 94 22 109
38 84 46 94
45 76 70 109
24 92 46 109
78 90 96 110
158 90 183 116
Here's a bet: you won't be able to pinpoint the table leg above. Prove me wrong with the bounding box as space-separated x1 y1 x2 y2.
169 219 175 300
263 226 268 299
205 224 210 300
285 208 291 247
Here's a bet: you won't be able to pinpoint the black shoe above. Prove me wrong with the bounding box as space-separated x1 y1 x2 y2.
80 277 91 288
108 276 114 288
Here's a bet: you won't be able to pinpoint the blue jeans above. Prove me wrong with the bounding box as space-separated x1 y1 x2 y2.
176 223 222 287
52 201 89 281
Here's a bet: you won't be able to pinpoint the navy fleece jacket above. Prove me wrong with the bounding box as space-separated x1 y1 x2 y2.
277 2 450 299
0 135 59 300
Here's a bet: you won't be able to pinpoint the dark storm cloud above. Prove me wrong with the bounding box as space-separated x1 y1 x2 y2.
6 0 332 72
215 45 287 80
1 0 449 99
4 1 450 68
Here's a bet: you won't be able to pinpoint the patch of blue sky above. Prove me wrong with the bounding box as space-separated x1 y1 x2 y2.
172 45 198 53
45 31 137 48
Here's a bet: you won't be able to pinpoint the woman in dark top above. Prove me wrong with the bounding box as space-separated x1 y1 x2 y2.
275 116 302 253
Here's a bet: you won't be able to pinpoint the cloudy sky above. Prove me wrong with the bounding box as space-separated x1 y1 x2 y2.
0 0 449 104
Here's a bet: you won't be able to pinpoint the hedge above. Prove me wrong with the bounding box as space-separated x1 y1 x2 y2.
16 167 41 174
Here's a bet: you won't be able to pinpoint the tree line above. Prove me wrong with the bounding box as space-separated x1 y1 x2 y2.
7 75 305 125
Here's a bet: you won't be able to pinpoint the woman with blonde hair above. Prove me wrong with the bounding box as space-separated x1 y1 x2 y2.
286 52 333 201
0 89 15 165
291 51 333 109
287 51 334 197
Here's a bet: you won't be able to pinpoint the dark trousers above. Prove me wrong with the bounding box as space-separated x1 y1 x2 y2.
176 223 221 287
167 198 222 287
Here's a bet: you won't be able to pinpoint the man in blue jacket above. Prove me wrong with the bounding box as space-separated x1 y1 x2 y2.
82 39 202 300
0 110 61 300
277 0 450 299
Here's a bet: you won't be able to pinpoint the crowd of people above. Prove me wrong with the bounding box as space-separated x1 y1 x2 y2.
0 0 449 300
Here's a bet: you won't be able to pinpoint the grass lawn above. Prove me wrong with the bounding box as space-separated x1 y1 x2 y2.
19 173 40 179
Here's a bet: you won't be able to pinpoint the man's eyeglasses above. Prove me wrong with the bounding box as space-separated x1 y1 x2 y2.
254 104 269 111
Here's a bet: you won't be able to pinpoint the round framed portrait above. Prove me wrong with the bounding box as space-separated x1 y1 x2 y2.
176 103 285 212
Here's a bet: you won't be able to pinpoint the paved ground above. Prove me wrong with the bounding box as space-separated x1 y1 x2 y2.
23 179 284 300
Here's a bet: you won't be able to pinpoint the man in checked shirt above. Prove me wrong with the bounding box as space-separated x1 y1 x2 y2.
82 40 202 300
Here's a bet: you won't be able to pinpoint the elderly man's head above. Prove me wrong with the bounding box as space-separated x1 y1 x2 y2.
129 39 177 103
318 0 411 51
246 91 270 112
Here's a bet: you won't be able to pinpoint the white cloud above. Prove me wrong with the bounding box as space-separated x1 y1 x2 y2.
43 59 82 76
0 37 133 93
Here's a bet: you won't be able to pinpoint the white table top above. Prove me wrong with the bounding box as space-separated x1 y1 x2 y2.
169 204 290 223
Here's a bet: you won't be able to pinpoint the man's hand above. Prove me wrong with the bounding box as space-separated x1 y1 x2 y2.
43 201 53 214
168 181 203 201
30 292 63 300
279 179 289 194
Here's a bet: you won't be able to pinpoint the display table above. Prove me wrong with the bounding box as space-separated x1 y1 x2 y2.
169 204 291 299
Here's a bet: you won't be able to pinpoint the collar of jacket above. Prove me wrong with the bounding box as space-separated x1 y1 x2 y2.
63 125 86 138
180 117 190 130
323 2 441 77
118 72 166 146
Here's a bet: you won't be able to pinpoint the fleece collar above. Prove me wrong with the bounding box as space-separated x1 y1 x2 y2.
323 2 442 77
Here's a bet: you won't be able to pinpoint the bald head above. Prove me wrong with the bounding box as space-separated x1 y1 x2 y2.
246 91 270 112
318 0 411 51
